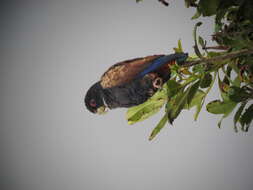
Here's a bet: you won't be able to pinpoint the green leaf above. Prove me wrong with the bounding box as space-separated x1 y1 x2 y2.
185 0 197 8
223 66 232 85
218 74 230 102
167 90 185 124
195 71 217 121
184 90 205 109
191 10 201 20
233 102 247 132
198 36 205 48
170 91 188 120
228 86 250 102
215 22 222 33
233 76 241 87
240 104 253 132
200 73 212 88
217 114 226 128
166 80 182 98
178 39 183 53
136 0 143 3
229 62 240 74
194 99 204 121
174 39 183 53
168 84 197 124
186 80 201 106
198 0 220 16
192 64 204 73
206 100 237 115
126 87 168 125
207 99 237 128
149 113 168 141
126 99 165 125
169 64 180 77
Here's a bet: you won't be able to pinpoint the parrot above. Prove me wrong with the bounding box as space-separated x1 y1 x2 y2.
85 53 188 114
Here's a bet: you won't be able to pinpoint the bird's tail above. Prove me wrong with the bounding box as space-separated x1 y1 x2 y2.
162 53 188 65
139 53 188 77
175 53 188 64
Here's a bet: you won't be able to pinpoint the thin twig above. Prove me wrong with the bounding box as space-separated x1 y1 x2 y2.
203 46 229 50
181 49 253 67
158 0 169 6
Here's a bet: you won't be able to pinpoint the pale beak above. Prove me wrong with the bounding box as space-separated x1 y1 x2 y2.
96 106 108 115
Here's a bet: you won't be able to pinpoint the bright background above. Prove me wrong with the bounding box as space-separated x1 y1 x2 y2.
1 1 253 190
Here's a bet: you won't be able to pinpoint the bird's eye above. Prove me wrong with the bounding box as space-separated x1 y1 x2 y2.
90 99 96 107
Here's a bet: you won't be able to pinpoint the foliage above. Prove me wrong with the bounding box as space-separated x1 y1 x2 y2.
132 0 253 140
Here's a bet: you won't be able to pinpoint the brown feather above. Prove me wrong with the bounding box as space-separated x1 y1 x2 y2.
100 55 163 88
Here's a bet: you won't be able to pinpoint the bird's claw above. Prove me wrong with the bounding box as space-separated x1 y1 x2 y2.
153 77 163 89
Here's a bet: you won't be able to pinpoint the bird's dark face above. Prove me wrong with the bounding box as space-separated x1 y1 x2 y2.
85 82 107 114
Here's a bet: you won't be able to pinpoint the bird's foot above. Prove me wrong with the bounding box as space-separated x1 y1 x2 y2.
153 77 163 89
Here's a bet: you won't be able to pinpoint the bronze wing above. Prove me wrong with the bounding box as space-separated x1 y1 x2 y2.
100 55 164 88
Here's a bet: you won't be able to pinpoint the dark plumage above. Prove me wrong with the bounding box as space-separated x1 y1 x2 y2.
85 53 188 114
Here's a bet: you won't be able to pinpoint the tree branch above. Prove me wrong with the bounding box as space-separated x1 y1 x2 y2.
202 45 229 50
181 49 253 67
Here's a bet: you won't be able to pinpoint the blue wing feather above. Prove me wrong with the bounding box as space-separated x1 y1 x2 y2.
138 53 188 77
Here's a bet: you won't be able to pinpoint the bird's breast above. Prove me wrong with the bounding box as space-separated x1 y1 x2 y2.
102 76 156 109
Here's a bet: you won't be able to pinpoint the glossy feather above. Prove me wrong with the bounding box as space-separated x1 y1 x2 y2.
100 55 163 88
100 53 187 88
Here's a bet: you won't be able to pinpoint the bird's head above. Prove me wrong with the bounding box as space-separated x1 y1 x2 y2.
84 82 107 114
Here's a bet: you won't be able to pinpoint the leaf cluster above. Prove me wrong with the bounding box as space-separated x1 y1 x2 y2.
132 0 253 140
